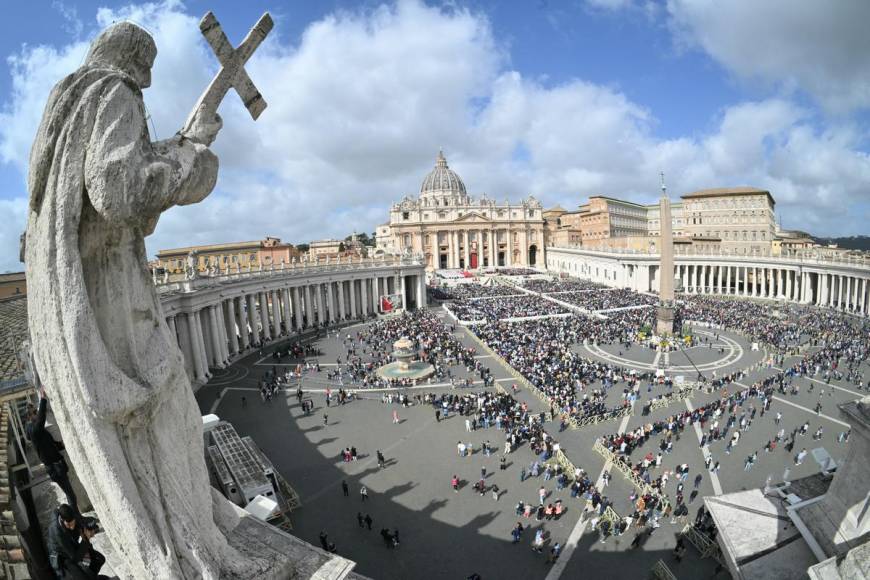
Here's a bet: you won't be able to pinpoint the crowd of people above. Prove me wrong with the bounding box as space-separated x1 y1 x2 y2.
554 288 658 312
446 295 570 322
472 316 654 422
521 279 605 293
430 283 522 301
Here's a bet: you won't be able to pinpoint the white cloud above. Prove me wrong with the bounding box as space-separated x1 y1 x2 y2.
0 0 867 272
667 0 870 113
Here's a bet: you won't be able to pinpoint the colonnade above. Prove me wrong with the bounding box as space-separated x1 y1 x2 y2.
546 247 870 318
674 264 869 315
163 272 427 383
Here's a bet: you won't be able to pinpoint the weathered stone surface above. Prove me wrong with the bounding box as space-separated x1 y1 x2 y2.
24 21 278 578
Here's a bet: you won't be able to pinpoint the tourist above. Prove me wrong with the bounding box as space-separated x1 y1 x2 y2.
47 504 105 579
360 485 369 501
342 480 349 497
27 388 78 512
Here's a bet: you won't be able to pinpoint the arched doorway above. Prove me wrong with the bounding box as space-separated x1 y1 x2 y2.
528 245 537 266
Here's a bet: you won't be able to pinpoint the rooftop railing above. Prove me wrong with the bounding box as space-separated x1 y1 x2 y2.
153 253 425 294
547 245 870 270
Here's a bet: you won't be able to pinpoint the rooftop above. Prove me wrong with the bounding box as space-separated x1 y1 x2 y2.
682 187 775 203
0 296 28 382
0 272 26 283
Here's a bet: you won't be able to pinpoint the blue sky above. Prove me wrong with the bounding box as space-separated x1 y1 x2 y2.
0 0 868 272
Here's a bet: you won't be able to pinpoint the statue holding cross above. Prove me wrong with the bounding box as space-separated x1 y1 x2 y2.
24 13 292 579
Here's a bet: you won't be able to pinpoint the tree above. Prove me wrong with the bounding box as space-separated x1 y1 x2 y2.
295 243 310 253
338 242 346 253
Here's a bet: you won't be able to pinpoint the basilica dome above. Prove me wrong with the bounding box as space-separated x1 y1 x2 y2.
420 150 467 202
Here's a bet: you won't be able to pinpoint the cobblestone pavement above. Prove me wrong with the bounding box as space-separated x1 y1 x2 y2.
195 305 865 580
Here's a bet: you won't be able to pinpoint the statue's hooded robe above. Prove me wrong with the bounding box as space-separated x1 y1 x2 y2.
25 22 239 578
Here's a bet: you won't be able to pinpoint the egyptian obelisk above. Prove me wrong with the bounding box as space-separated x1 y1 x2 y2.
656 172 675 335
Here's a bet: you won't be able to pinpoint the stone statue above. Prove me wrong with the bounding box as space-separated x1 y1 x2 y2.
24 21 279 579
186 249 199 280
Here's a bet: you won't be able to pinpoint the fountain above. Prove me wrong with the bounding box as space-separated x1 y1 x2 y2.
376 336 435 382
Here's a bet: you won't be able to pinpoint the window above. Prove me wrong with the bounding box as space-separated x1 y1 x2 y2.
402 212 409 220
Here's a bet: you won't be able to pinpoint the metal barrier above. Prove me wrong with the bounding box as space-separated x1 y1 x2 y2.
650 559 677 580
593 440 665 504
680 523 725 566
569 405 633 429
649 386 695 411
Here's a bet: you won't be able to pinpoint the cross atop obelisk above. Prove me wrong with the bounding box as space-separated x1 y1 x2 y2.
182 11 273 136
656 171 676 335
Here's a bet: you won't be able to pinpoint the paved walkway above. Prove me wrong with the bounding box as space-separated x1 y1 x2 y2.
194 306 865 580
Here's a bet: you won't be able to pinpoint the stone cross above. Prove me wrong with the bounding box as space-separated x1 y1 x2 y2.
182 11 273 135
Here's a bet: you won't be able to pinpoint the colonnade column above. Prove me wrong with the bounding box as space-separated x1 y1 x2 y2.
293 287 304 330
861 278 868 315
282 288 293 333
189 310 208 380
337 281 345 320
236 297 249 349
260 292 272 340
224 299 239 356
314 284 323 326
725 266 731 295
400 275 407 308
215 303 229 364
349 279 357 319
330 282 338 323
208 305 226 367
786 270 792 301
271 290 281 336
463 232 470 270
175 314 195 380
372 275 380 313
246 294 258 343
360 278 368 317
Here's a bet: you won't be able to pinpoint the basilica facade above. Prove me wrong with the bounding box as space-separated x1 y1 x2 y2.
376 151 545 271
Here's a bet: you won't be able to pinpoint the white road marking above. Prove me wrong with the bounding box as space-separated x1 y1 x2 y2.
770 366 864 398
546 413 631 580
732 381 852 428
685 399 723 495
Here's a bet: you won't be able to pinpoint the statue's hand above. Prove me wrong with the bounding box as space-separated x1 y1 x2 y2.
186 112 222 146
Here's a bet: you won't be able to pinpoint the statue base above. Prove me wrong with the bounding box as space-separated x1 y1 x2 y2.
92 492 359 579
656 304 675 336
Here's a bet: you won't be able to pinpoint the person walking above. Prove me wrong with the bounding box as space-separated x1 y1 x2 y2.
392 409 399 424
377 450 386 469
360 485 369 502
323 413 328 426
365 514 373 530
452 475 459 493
357 512 364 528
547 542 562 563
538 486 547 506
532 528 545 553
491 485 500 501
342 480 349 497
795 448 808 465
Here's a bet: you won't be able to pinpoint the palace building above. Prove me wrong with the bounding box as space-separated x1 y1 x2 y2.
376 151 545 271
